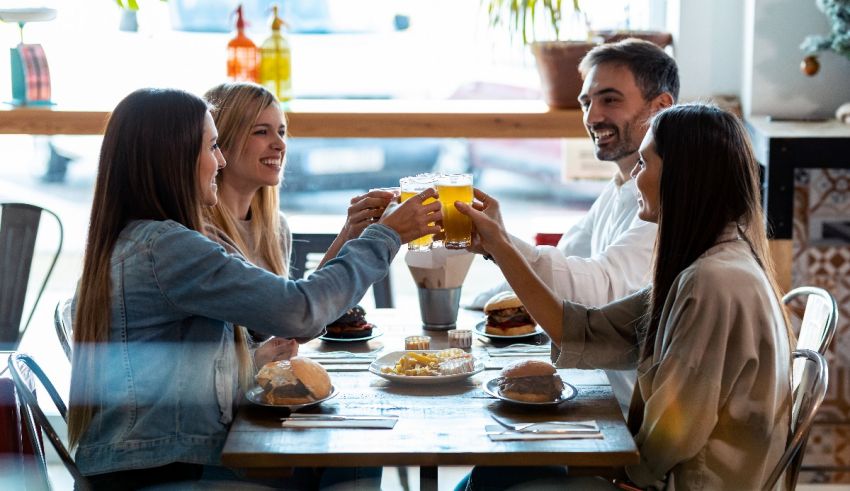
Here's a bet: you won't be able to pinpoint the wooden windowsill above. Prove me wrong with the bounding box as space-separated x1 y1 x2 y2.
0 100 586 138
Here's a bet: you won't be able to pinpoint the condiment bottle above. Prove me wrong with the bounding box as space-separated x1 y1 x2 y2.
227 5 258 82
259 4 292 101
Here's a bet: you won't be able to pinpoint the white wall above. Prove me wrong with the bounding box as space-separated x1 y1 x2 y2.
668 0 745 102
741 0 850 118
669 0 850 119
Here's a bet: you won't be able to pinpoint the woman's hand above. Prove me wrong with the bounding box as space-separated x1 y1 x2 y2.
379 187 442 244
341 189 397 240
455 188 511 255
253 337 299 368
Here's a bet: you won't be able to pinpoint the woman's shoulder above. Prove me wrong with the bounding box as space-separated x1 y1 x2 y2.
677 241 766 296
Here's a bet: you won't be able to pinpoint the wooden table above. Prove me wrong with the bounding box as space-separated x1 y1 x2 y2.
221 309 638 490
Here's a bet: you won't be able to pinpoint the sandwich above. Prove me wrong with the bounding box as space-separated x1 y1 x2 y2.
326 305 374 339
483 292 536 336
497 359 564 402
255 356 332 405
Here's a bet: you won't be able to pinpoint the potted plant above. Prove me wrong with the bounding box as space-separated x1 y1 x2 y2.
483 0 595 109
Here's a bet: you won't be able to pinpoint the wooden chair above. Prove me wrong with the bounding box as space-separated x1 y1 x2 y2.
763 349 829 490
783 286 838 355
0 203 63 352
7 352 90 490
53 299 73 361
291 233 394 308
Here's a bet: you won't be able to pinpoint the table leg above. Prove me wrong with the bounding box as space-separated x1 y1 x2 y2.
420 466 438 491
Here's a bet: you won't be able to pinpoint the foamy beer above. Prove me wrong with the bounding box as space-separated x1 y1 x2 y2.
400 174 437 250
436 173 473 249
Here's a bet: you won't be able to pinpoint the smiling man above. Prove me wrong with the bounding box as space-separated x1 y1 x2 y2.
471 39 678 415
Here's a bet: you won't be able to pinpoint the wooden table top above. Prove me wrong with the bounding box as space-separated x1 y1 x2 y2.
221 308 639 469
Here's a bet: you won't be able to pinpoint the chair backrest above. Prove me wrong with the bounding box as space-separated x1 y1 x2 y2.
0 203 63 351
783 286 838 355
291 233 394 308
53 299 73 362
763 349 829 491
7 353 90 491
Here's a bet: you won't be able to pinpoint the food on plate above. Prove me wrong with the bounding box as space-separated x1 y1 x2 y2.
484 292 536 336
380 349 474 376
325 305 374 339
255 356 332 405
497 359 564 402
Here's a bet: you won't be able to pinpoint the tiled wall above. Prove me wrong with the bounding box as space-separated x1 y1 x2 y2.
792 169 850 483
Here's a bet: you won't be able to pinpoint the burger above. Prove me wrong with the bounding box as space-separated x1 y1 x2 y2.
483 292 536 336
255 356 332 405
497 359 565 402
325 305 374 339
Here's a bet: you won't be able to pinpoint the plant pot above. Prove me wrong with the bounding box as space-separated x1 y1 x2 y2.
531 41 596 110
593 30 674 50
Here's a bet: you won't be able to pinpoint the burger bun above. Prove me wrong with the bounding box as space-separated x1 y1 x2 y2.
485 323 536 336
483 292 524 313
501 359 557 378
256 356 332 405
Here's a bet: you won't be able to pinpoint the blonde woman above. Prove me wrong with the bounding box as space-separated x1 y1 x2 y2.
203 82 396 356
69 88 440 489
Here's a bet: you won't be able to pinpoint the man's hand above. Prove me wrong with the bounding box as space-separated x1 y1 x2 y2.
253 337 299 368
379 187 443 244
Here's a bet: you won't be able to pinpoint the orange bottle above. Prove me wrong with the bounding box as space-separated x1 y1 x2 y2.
227 5 258 82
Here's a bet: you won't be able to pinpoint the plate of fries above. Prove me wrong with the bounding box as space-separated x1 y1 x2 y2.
369 349 484 384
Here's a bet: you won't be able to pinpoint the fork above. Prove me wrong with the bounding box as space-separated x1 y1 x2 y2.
490 414 597 432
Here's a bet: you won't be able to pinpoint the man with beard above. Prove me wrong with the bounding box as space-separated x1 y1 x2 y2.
470 39 679 415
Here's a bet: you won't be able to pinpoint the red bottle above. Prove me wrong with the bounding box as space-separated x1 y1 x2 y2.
227 5 258 82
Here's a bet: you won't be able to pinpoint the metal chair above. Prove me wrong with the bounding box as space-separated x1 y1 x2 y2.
0 203 63 352
53 299 73 361
7 352 90 490
783 286 838 355
763 349 829 490
291 233 394 308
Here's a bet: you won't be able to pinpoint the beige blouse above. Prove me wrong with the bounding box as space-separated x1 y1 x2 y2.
553 227 791 490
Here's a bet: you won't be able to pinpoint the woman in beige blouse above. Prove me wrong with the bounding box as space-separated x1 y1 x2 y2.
457 103 793 490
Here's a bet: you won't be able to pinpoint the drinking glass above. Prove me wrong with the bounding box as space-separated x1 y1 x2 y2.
399 173 437 250
436 173 473 249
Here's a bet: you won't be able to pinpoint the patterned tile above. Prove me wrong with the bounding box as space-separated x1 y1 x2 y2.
794 169 850 483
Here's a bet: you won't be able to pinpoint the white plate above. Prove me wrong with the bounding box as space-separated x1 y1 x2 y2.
245 385 339 410
369 350 484 384
474 321 545 340
483 377 577 406
319 326 383 343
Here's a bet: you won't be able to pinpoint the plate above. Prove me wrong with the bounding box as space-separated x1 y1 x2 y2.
369 350 484 385
245 385 339 410
474 321 545 340
319 326 383 343
483 377 577 406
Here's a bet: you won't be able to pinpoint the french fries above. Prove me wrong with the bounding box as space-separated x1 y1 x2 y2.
380 349 472 377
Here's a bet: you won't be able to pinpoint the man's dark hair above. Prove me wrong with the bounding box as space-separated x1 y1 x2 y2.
579 38 679 103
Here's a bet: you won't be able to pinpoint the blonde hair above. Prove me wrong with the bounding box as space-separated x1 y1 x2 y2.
69 89 208 448
203 82 289 389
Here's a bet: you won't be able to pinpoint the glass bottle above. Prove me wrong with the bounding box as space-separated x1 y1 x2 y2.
227 5 258 82
259 5 292 101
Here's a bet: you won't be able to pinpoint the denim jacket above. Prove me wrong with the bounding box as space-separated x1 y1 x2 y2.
74 219 399 475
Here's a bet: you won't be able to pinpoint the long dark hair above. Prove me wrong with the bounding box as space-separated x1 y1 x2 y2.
643 103 788 360
69 88 209 448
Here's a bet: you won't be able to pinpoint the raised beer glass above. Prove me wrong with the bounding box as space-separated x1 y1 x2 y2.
436 173 473 249
400 174 437 250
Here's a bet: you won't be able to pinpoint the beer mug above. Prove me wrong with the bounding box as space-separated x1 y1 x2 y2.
436 173 473 249
399 173 437 250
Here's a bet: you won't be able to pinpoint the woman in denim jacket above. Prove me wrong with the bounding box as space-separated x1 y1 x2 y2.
67 88 441 489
